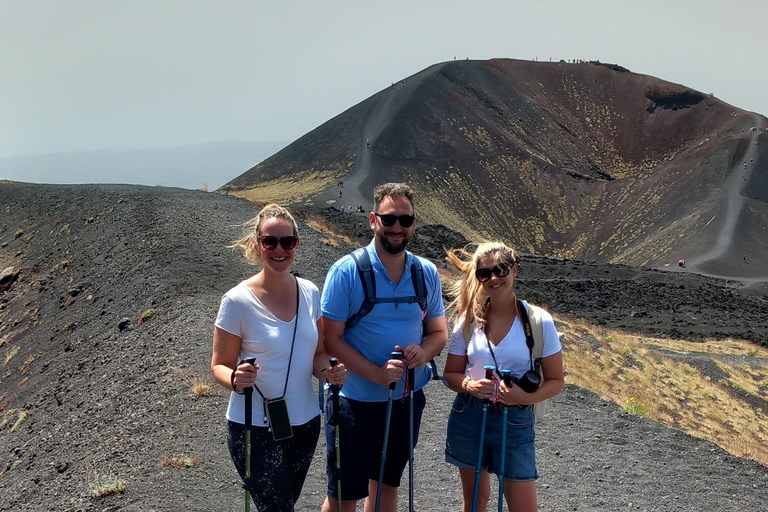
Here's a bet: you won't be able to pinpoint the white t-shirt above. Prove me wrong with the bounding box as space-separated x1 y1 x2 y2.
215 277 321 426
447 301 561 381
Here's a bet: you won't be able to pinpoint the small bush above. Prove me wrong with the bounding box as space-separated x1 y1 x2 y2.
622 397 646 416
13 230 23 239
191 381 216 397
138 309 155 326
3 346 19 367
89 476 126 498
160 455 203 469
11 411 26 431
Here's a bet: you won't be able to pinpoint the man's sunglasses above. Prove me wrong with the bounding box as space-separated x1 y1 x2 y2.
475 261 512 282
259 235 299 250
375 213 416 228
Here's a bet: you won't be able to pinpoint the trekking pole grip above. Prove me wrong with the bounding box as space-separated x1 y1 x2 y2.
329 357 340 394
390 351 404 390
483 365 496 403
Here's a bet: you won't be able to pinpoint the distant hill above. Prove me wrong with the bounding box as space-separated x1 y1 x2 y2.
221 59 768 282
0 140 288 191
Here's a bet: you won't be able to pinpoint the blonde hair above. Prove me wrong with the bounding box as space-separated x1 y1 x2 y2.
229 203 299 265
445 242 520 336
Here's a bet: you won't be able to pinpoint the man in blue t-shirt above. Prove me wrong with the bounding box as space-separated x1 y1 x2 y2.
320 183 447 512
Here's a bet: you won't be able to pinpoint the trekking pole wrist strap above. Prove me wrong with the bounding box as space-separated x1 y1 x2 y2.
231 369 244 395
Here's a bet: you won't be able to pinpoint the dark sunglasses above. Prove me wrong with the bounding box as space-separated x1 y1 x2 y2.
475 261 512 282
375 213 415 228
259 235 299 250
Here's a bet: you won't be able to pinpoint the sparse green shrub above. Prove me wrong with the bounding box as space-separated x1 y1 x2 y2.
622 397 646 416
3 346 19 367
160 455 203 468
13 230 23 239
138 309 155 326
11 411 26 431
89 475 126 497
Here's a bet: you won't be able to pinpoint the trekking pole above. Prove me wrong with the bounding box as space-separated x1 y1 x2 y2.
408 365 415 512
498 369 513 512
374 351 403 512
329 357 343 512
241 357 257 512
471 365 496 512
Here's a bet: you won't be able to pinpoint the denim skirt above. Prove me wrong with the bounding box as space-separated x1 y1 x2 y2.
445 393 537 480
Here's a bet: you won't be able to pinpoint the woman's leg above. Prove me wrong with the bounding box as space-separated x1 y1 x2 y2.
458 467 491 512
286 416 321 504
227 421 295 512
503 480 537 512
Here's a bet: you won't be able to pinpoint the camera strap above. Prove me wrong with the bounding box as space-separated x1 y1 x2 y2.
483 298 535 375
249 276 300 425
516 299 536 372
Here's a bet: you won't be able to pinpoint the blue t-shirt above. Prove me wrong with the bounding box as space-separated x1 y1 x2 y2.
321 242 445 401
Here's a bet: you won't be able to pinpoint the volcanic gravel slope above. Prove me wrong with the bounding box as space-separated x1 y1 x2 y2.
0 182 766 511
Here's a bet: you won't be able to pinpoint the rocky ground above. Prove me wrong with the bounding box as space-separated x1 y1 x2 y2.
0 182 767 511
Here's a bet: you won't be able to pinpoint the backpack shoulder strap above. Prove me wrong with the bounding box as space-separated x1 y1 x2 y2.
346 248 376 329
528 304 545 361
409 255 428 312
518 299 544 365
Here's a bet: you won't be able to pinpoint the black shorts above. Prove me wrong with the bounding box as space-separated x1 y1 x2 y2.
325 389 426 501
227 416 320 512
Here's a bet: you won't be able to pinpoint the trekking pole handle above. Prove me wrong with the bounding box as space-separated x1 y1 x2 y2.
390 351 404 390
329 357 340 394
500 369 513 387
483 365 496 403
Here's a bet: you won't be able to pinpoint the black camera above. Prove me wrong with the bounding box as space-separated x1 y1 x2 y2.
514 370 541 393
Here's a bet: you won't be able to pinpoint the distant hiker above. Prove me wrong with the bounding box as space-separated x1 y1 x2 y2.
367 139 370 148
319 183 448 512
340 205 345 213
340 190 343 198
678 259 686 268
443 242 563 512
211 203 347 512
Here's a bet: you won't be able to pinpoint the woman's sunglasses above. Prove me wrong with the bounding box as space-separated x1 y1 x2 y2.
475 261 512 282
259 235 299 251
375 213 416 228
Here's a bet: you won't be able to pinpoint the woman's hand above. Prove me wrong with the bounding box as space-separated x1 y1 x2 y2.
232 360 259 392
498 380 532 406
466 376 495 399
325 361 347 386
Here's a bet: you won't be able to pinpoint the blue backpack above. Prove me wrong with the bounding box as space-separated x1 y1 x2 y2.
347 247 443 383
346 247 427 329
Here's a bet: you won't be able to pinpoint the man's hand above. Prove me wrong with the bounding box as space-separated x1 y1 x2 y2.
396 343 426 369
375 355 405 385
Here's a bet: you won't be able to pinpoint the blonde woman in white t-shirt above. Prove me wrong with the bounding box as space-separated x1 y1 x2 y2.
211 203 346 512
442 242 563 512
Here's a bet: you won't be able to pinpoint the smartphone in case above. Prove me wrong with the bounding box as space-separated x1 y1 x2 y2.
265 398 293 441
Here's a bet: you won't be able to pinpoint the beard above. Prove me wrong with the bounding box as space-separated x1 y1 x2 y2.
376 230 411 254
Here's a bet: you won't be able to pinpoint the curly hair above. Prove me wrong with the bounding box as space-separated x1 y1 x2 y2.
373 183 415 213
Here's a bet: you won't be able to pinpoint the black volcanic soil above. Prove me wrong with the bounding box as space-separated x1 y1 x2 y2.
1 183 767 511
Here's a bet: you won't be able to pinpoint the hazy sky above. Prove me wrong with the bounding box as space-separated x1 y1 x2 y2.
1 0 766 160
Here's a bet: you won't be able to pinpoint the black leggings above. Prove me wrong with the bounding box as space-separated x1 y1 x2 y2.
227 416 320 512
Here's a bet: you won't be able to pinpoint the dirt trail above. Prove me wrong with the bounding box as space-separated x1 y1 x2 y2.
687 114 768 285
313 64 446 210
